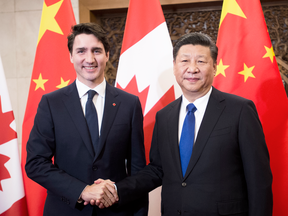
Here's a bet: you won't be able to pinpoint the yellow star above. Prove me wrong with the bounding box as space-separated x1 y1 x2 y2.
238 63 255 82
37 0 64 45
219 0 247 28
216 59 229 77
263 45 275 63
33 73 48 91
56 77 70 89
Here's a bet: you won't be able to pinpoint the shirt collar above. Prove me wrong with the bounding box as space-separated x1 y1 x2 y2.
182 87 212 114
76 78 106 99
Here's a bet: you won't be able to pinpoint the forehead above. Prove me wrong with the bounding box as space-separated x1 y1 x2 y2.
177 44 211 58
73 33 103 49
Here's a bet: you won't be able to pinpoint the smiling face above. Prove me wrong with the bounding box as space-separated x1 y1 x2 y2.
173 44 216 102
70 33 109 88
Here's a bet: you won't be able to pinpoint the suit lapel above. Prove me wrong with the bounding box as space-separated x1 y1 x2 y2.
184 88 226 179
167 97 183 179
62 81 94 158
95 83 120 160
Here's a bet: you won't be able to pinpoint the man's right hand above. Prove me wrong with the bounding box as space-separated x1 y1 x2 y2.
80 179 119 208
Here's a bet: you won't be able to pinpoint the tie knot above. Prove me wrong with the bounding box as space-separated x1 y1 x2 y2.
187 103 197 113
87 90 97 100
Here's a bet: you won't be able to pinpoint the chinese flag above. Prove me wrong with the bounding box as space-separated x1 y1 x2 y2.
0 56 28 216
214 0 288 215
115 0 181 215
20 0 76 216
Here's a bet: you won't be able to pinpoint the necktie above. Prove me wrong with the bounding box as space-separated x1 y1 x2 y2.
85 90 99 155
179 103 197 177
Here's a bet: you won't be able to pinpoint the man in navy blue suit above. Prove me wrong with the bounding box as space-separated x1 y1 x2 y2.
97 32 273 216
25 23 147 216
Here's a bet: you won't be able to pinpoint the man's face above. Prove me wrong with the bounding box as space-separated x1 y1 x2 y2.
173 44 216 101
70 33 109 88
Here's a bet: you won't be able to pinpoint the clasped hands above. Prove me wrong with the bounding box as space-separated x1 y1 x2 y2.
80 178 119 209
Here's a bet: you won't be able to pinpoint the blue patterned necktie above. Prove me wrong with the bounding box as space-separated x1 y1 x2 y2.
85 90 99 155
179 103 197 177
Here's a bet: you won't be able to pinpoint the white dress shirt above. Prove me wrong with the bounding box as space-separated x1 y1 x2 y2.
76 78 106 135
178 87 212 144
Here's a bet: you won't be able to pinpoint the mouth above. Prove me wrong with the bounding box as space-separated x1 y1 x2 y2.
83 66 97 69
185 77 199 82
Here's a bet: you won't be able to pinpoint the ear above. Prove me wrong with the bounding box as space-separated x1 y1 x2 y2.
106 51 110 61
213 62 217 76
173 60 176 75
70 53 73 63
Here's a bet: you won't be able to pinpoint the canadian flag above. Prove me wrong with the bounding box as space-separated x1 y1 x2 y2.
0 56 28 215
115 0 181 215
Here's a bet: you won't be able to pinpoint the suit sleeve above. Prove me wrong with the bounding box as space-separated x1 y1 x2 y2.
126 97 149 216
25 95 87 209
129 97 146 175
238 100 273 216
116 111 163 206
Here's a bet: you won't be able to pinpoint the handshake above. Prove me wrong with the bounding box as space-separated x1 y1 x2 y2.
80 178 119 208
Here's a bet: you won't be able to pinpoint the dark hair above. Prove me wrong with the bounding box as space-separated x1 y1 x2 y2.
67 23 110 54
173 32 218 64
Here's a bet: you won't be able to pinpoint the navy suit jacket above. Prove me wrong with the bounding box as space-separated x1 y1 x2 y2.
26 81 147 216
116 87 273 216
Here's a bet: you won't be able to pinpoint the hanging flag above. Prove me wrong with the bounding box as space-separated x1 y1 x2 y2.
20 0 76 216
115 0 181 215
214 0 288 215
0 56 28 216
116 0 181 162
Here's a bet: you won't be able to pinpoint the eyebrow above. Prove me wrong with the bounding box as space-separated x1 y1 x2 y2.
180 54 207 58
180 54 191 57
75 47 85 50
75 47 103 51
92 47 103 51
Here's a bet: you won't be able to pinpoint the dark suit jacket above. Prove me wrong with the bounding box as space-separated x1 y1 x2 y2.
116 87 273 216
25 81 147 216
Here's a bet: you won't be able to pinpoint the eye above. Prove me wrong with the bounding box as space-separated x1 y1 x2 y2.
94 49 102 54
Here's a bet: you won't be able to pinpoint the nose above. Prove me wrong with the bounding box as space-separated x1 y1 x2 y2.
187 62 199 73
85 51 95 64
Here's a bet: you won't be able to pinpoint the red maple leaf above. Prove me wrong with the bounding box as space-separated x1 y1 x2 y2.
0 96 17 145
117 76 150 113
117 76 175 163
0 154 11 191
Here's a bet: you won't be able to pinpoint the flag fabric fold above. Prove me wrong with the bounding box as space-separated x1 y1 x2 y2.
0 55 28 216
115 0 181 215
214 1 288 215
20 0 76 215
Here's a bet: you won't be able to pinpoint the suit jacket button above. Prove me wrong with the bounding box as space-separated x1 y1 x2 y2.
182 182 187 187
92 166 97 171
177 210 181 215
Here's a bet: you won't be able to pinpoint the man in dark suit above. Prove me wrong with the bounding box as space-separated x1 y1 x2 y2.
25 23 147 216
101 32 273 215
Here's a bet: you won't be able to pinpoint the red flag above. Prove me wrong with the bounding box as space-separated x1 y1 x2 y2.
115 0 181 215
214 0 288 215
0 56 28 216
20 0 76 215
